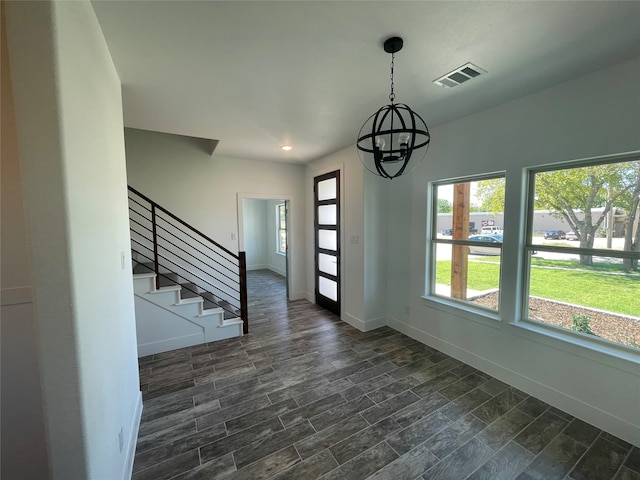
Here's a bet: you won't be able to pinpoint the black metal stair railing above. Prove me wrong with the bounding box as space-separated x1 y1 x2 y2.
128 186 248 334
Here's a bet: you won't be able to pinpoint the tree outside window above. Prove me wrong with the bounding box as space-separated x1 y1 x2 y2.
522 158 639 348
430 175 505 312
430 157 639 350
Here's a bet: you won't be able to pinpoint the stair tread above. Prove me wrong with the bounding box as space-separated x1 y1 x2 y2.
180 283 200 298
159 275 179 287
130 255 241 319
199 292 219 310
133 263 154 274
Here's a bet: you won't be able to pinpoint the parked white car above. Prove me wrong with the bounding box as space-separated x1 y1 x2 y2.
480 226 502 235
565 231 579 241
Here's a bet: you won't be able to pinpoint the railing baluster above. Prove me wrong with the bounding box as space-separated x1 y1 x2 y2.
129 186 249 333
151 204 160 291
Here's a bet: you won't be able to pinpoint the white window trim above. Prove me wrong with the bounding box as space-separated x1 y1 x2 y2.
426 173 506 317
276 203 286 256
518 153 640 352
424 152 640 359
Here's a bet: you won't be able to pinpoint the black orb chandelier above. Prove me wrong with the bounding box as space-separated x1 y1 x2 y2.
357 37 430 180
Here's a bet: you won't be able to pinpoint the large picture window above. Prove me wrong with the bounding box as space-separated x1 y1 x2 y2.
524 158 640 349
430 175 506 312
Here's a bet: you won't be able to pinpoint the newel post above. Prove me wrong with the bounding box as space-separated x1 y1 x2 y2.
238 251 248 334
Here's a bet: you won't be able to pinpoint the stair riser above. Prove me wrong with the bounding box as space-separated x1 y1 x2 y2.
132 274 242 356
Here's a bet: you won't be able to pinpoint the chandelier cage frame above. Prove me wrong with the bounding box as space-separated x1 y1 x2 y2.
356 36 431 180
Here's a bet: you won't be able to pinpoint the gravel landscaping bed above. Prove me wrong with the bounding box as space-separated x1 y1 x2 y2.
471 291 640 348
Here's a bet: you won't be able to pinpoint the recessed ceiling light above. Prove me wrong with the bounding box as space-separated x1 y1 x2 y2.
281 145 292 151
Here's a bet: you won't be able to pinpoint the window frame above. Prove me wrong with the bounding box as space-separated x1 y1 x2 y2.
276 203 287 256
427 173 507 317
521 154 640 350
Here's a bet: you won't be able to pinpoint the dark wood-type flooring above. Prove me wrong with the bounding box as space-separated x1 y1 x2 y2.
133 270 639 480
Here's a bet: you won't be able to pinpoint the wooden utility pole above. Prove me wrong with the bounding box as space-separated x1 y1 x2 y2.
451 183 470 300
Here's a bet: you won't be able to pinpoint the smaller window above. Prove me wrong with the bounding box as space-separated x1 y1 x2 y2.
429 175 506 312
276 203 287 255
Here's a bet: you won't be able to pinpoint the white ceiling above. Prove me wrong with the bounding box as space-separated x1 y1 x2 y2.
92 1 640 164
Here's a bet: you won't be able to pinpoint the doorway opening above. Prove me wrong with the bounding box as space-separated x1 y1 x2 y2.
237 194 292 301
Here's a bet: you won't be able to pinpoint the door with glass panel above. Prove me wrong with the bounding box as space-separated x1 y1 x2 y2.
314 171 341 315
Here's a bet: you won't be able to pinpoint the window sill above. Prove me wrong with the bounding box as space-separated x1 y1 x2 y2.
420 294 501 330
275 251 286 257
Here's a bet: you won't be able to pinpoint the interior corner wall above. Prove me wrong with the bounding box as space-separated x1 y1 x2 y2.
387 56 640 444
5 1 141 479
1 3 50 478
243 198 268 270
306 146 368 328
363 172 389 328
266 199 287 276
306 146 392 331
384 179 413 326
124 127 306 298
242 199 287 275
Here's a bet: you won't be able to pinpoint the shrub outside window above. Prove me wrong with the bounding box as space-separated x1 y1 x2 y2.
430 175 506 312
524 158 640 349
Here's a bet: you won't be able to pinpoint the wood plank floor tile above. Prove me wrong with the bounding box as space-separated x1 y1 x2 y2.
322 441 399 480
296 413 369 459
467 441 534 480
270 449 338 480
131 270 630 480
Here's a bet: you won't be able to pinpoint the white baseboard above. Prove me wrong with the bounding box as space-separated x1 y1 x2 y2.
387 316 640 447
122 391 143 480
289 291 307 301
342 313 386 332
137 333 204 357
364 316 386 331
267 266 286 277
247 264 268 271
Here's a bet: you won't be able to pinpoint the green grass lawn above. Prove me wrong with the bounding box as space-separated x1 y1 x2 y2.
436 260 500 291
473 256 640 274
436 259 639 316
531 257 639 274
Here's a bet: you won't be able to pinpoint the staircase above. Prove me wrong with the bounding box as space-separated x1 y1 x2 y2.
128 186 248 356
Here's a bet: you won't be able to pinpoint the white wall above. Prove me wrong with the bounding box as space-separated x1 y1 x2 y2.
5 1 142 478
305 147 381 329
243 199 268 269
1 4 49 477
125 128 305 298
305 144 391 330
242 198 287 275
364 172 389 328
306 150 360 321
266 199 287 276
386 57 640 445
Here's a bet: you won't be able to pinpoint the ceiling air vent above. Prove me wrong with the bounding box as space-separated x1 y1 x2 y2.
433 63 486 88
